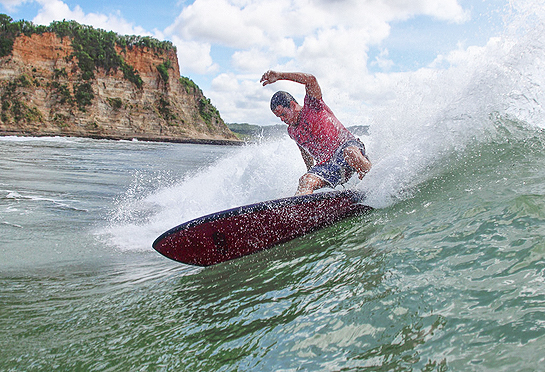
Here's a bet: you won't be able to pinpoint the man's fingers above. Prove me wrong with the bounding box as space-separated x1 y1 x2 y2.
260 70 277 86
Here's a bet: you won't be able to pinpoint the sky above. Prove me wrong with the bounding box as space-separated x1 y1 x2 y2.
0 0 512 126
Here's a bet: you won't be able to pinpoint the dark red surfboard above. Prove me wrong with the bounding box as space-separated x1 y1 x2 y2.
152 190 372 266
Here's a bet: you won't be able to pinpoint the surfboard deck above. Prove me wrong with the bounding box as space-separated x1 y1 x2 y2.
152 190 372 266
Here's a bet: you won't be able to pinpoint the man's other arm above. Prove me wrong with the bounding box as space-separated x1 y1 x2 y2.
260 71 322 100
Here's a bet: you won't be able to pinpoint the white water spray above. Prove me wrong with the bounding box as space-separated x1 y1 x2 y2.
104 1 545 250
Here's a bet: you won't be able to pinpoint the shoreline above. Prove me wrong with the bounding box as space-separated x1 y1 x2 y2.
0 131 244 146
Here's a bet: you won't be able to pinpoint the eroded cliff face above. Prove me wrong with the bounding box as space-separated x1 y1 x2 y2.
0 32 238 143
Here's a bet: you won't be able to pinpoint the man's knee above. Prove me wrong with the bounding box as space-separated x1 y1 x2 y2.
296 173 326 195
299 173 322 188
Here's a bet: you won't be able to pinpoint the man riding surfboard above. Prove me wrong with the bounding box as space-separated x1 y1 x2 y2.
261 70 372 195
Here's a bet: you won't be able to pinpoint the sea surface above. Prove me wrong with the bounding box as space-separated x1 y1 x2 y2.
3 6 545 372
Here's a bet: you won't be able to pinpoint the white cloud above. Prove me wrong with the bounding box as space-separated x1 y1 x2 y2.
165 0 268 48
430 40 499 69
419 0 471 23
168 0 386 48
270 37 297 58
171 35 219 74
209 73 272 123
31 0 150 36
211 72 239 92
5 0 478 126
0 0 29 12
160 0 474 124
371 49 395 72
231 48 271 72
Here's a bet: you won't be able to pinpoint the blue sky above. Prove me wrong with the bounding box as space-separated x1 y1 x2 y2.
1 0 511 125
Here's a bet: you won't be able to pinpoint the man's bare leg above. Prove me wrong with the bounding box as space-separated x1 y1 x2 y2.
343 146 372 179
296 173 328 195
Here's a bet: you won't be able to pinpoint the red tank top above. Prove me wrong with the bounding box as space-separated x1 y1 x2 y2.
287 94 355 165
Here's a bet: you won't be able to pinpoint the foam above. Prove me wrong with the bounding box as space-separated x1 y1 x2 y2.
102 2 545 250
101 139 305 251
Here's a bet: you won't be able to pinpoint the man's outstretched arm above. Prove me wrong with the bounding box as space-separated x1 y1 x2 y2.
298 145 315 171
260 71 322 100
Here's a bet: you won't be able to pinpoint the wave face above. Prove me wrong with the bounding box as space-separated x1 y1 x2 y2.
2 2 545 371
105 0 545 249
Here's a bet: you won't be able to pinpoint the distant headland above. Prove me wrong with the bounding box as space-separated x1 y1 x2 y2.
0 14 240 145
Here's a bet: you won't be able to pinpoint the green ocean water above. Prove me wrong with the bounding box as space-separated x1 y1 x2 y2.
1 117 544 371
2 3 545 369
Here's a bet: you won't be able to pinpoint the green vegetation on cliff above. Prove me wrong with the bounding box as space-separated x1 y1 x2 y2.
0 14 16 57
1 74 43 125
178 76 221 128
0 14 175 57
179 76 199 94
157 59 172 85
0 14 235 142
0 14 178 106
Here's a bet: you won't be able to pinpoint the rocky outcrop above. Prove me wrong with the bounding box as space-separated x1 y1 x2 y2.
0 25 239 144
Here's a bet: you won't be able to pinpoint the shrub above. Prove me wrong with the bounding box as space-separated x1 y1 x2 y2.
0 14 157 89
107 97 123 110
74 82 94 111
179 76 199 94
157 59 172 85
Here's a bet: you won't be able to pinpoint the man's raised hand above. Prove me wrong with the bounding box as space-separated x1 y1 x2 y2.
260 70 279 86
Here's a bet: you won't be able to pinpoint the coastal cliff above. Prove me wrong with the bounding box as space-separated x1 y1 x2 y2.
0 16 239 144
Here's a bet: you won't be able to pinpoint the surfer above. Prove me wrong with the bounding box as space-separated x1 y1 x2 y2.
261 70 372 195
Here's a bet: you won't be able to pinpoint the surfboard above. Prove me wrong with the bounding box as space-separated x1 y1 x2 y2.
152 190 372 266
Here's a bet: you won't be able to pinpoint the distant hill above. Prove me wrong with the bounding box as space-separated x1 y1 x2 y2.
347 125 370 136
227 123 286 141
227 123 370 141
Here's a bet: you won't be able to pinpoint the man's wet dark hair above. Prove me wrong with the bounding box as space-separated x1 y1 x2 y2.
270 91 298 112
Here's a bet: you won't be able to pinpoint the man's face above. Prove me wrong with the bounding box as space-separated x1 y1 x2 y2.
273 103 298 125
